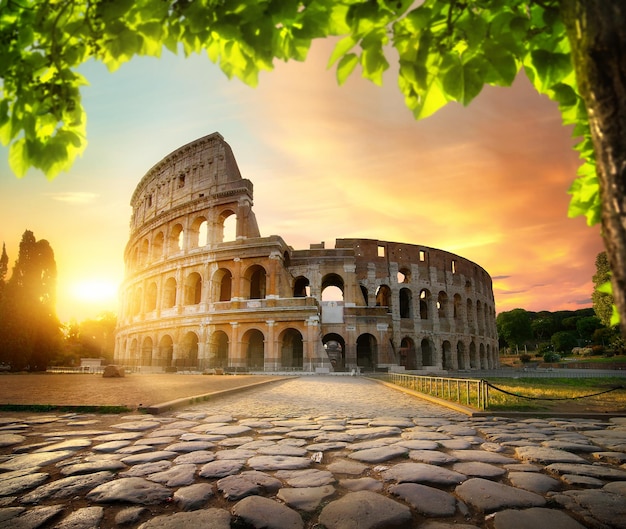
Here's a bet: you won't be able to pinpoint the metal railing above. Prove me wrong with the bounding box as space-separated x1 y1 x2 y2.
370 372 489 410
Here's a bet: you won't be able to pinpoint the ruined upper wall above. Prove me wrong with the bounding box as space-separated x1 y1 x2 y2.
129 133 252 233
336 238 493 297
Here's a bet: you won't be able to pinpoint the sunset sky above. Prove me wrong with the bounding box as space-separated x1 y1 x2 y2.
0 42 604 323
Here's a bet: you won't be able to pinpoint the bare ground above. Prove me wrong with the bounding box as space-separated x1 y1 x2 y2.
0 373 280 409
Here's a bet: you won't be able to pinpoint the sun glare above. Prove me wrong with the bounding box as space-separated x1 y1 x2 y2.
70 279 118 303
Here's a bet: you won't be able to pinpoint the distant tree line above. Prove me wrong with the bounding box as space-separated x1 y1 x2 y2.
58 313 116 368
0 231 61 371
0 231 116 372
497 251 624 361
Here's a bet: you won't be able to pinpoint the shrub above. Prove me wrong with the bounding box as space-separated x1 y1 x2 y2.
543 352 561 363
520 353 531 363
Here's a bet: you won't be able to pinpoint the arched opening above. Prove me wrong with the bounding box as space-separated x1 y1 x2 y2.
375 285 391 310
357 333 377 371
247 265 267 299
399 337 416 370
398 267 411 283
323 333 345 371
141 337 153 367
184 272 202 305
178 331 199 369
212 268 232 302
243 329 265 370
211 331 229 368
442 340 453 370
280 329 303 369
420 289 431 320
169 223 184 254
146 282 157 312
220 211 237 242
321 274 344 301
421 338 433 366
399 288 412 319
190 217 208 248
158 335 174 368
293 276 310 298
457 341 467 370
469 341 478 369
163 277 177 308
152 231 164 261
437 291 448 319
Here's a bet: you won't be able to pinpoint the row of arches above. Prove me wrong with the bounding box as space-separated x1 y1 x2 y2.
128 213 238 271
395 267 491 298
120 327 306 371
125 264 495 340
118 325 496 373
374 285 495 334
125 265 268 316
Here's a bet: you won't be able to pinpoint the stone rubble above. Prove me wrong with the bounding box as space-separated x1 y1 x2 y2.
0 377 625 528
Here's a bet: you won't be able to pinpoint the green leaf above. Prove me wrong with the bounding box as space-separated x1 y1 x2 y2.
328 35 357 67
442 58 486 106
482 43 519 86
528 49 573 91
413 78 450 119
568 170 601 226
361 46 388 85
336 53 359 85
8 138 28 177
404 7 432 32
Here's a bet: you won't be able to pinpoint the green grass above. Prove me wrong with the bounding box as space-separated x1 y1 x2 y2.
485 377 626 411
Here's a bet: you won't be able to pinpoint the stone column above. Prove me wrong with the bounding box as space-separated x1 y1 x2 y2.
304 316 321 371
265 320 278 371
229 322 244 369
232 257 243 300
267 251 281 299
343 263 358 307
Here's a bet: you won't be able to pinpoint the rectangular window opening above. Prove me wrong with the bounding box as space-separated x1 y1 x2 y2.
378 245 385 258
419 250 425 262
452 260 457 274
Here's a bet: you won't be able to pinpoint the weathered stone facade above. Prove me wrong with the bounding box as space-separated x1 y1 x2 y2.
114 133 498 372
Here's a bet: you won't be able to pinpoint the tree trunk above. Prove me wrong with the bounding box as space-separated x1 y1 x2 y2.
560 0 626 336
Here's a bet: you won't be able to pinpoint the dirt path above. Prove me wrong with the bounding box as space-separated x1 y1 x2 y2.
0 373 280 409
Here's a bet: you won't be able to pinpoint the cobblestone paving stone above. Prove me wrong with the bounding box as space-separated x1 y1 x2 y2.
1 376 626 528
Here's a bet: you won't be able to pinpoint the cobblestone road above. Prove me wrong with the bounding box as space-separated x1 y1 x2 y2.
1 376 626 529
184 376 464 418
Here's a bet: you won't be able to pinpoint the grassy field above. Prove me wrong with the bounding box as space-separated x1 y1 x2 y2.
485 377 626 413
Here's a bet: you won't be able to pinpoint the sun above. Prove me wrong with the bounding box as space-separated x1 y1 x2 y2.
70 279 119 303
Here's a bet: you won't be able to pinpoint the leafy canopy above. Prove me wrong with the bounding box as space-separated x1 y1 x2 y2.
0 0 598 227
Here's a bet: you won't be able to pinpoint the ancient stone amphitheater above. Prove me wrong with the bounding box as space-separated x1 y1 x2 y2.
114 133 498 373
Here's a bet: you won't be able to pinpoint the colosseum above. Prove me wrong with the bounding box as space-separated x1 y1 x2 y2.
114 133 499 373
